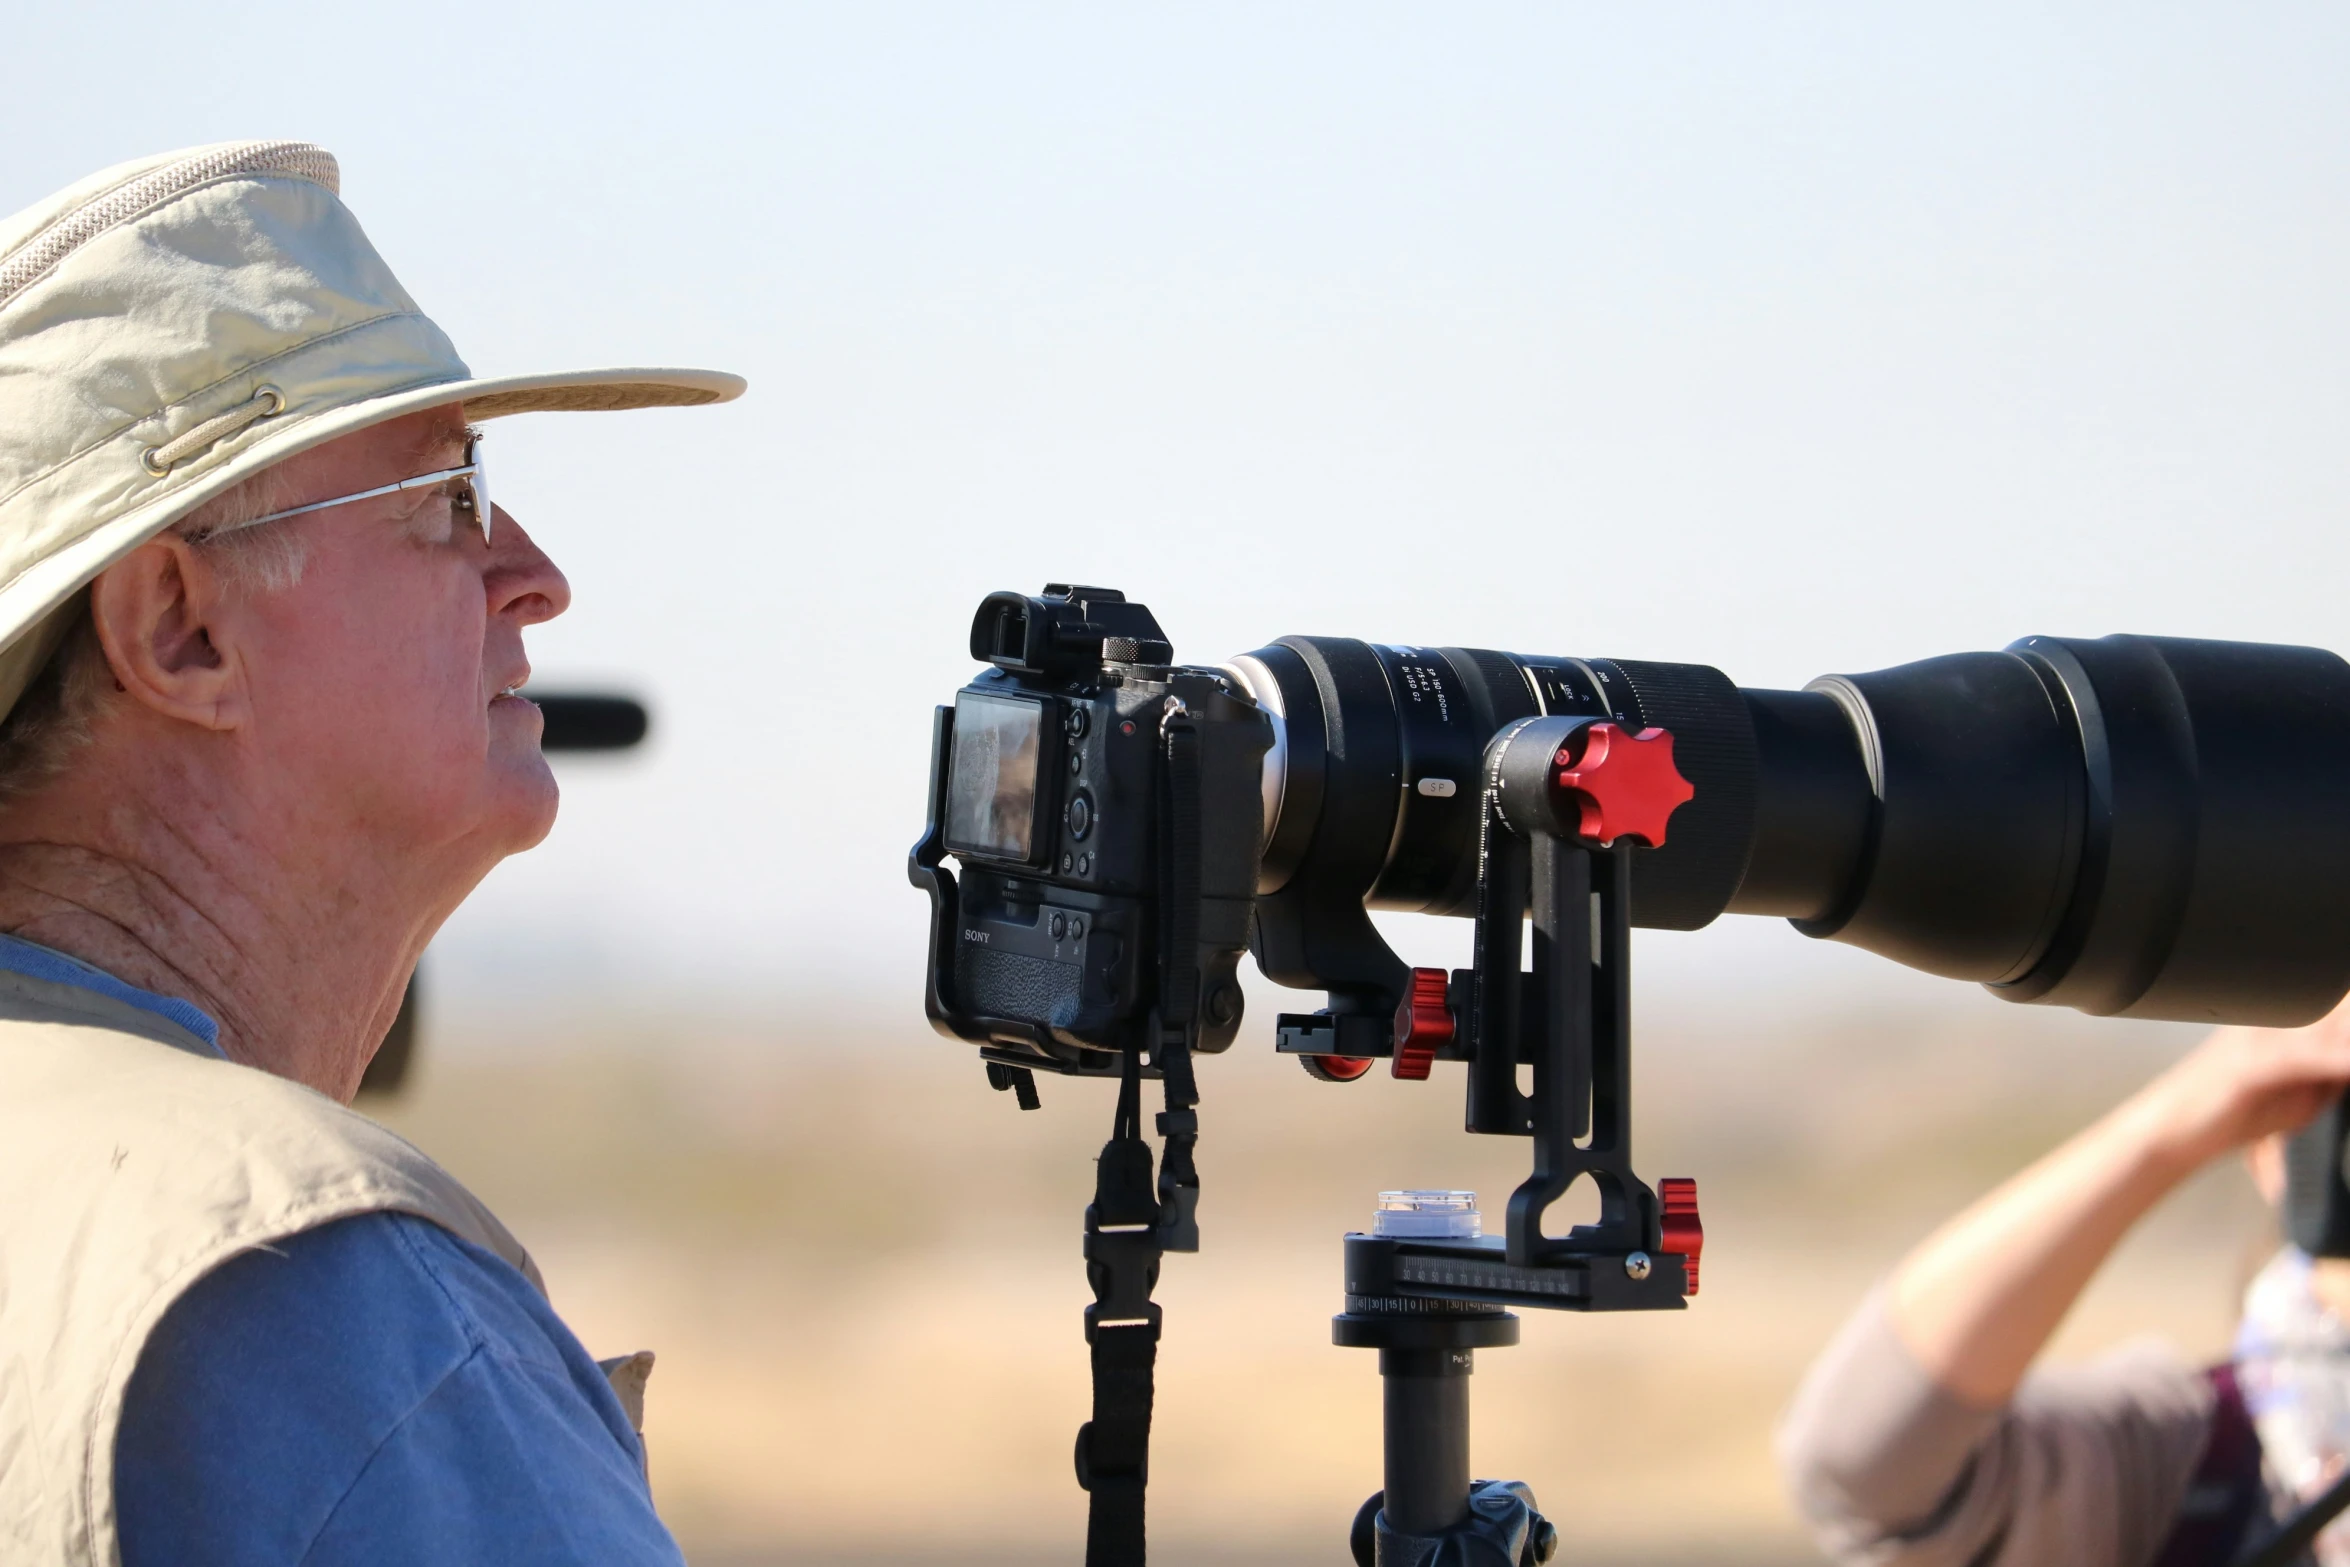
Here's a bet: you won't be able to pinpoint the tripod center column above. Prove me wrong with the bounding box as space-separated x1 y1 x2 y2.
1333 1191 1522 1556
1380 1342 1476 1535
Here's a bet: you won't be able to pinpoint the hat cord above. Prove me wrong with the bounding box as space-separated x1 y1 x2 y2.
140 385 285 477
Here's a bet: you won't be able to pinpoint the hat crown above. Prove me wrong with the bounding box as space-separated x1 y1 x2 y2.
0 139 467 514
0 141 342 312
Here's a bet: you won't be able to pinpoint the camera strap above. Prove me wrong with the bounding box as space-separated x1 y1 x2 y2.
1074 706 1212 1567
1154 712 1204 1253
1078 1047 1163 1567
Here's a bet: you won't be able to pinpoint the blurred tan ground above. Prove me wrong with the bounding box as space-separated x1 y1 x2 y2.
370 992 2259 1565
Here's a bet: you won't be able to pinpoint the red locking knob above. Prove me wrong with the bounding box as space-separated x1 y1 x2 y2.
1300 1053 1374 1083
1553 724 1696 848
1659 1177 1703 1296
1390 967 1453 1080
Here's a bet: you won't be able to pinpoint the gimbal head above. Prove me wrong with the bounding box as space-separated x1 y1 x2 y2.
1329 714 1702 1561
1344 714 1703 1312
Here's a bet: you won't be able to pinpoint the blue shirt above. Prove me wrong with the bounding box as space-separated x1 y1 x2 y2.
0 932 221 1050
0 937 683 1567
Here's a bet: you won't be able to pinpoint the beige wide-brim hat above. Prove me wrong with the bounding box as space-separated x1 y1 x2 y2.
0 139 746 716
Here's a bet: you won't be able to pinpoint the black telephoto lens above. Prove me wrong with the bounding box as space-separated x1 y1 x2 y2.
1237 633 2350 1027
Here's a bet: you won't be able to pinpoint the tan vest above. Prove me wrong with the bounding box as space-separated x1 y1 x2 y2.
0 970 567 1567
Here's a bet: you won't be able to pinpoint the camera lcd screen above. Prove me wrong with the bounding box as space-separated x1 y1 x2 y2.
945 691 1046 861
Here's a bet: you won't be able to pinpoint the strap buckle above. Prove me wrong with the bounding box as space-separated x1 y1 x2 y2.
1083 1222 1165 1343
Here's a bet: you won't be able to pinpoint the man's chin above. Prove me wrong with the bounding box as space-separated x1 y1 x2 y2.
484 754 562 854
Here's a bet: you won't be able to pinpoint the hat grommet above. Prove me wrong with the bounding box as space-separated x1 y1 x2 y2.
139 384 287 477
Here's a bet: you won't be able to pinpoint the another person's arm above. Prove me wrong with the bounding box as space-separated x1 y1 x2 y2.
1780 1003 2350 1567
1895 1013 2350 1405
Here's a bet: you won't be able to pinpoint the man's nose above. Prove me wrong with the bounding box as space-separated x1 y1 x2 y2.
485 507 571 627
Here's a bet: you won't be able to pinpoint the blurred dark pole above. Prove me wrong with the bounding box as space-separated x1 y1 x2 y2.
362 965 420 1095
535 694 650 752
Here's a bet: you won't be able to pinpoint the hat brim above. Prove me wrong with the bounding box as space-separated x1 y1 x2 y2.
0 364 744 717
79 362 744 565
403 366 747 422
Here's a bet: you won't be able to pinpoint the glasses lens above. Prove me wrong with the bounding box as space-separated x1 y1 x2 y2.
465 437 490 543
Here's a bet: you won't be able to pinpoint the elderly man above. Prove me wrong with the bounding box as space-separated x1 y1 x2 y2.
0 142 742 1565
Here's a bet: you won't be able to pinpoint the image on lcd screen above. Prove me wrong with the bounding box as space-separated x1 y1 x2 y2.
945 692 1044 861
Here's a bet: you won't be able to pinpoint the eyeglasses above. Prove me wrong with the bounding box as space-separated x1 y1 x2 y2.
209 432 492 544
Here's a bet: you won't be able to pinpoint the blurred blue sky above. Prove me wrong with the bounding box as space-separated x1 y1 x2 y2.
8 5 2349 1025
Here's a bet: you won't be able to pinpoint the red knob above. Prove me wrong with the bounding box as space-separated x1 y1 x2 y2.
1300 1053 1374 1083
1390 967 1453 1080
1553 724 1696 848
1659 1177 1702 1296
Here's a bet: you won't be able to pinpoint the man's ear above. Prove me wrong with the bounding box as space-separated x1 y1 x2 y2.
87 535 247 731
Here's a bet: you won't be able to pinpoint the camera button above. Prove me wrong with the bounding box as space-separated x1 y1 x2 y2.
1067 793 1093 839
1066 708 1089 738
1050 913 1067 940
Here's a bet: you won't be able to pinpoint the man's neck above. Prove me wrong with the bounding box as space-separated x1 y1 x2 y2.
0 765 446 1100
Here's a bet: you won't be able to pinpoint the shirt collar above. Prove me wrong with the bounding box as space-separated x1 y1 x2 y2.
0 932 223 1056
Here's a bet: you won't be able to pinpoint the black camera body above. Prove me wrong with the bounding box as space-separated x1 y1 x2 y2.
916 586 1269 1074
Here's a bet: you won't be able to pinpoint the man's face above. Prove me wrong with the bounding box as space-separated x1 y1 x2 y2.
224 406 571 876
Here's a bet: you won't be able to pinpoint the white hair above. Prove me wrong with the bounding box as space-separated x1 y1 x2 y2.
0 471 315 804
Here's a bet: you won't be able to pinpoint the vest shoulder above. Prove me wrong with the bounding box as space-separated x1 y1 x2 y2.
0 992 540 1289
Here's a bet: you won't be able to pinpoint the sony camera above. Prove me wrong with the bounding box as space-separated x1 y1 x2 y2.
916 586 1269 1076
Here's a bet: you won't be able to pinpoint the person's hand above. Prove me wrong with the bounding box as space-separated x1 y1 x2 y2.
2124 992 2350 1173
